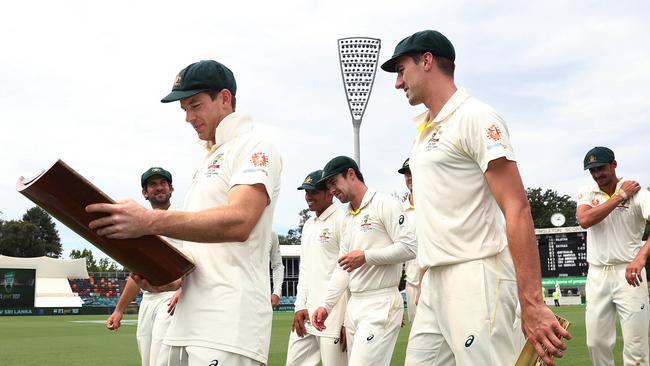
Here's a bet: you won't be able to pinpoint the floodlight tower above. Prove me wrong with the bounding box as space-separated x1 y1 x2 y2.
337 37 381 168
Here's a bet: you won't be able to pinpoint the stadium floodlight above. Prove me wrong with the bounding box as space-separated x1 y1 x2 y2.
337 37 381 168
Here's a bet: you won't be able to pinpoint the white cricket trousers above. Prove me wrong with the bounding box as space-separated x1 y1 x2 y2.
158 346 262 366
405 249 524 365
137 292 174 366
586 264 649 366
285 330 348 366
344 287 403 366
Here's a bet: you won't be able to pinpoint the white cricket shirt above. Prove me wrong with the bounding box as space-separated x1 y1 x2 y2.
294 203 348 338
402 198 420 287
322 188 417 311
577 181 650 265
164 112 282 364
409 88 515 267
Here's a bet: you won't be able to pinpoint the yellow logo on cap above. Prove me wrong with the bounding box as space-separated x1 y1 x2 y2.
174 74 182 87
588 155 597 163
152 168 161 173
304 176 313 184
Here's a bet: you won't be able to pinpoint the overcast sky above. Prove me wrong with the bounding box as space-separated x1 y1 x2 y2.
1 1 649 261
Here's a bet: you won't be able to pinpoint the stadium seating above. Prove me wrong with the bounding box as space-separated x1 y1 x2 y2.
68 272 141 307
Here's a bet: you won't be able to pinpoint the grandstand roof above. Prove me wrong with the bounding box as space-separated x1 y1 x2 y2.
0 255 88 279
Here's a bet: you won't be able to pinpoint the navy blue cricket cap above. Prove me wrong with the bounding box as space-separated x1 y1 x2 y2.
161 60 237 103
381 30 455 72
317 156 359 185
297 170 326 191
583 146 615 170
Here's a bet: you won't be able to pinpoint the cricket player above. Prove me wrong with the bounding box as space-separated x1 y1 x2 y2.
397 158 420 323
576 146 650 366
312 156 417 366
286 170 348 366
270 231 284 309
106 167 180 366
381 30 570 365
87 60 282 366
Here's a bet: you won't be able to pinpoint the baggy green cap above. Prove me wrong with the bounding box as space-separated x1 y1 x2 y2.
317 156 359 186
583 147 615 170
297 170 326 191
141 167 172 188
381 30 455 72
161 60 237 103
397 158 410 174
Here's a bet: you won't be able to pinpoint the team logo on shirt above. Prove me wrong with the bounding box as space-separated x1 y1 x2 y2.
486 124 502 141
425 125 443 151
250 152 269 167
360 214 372 232
591 198 600 206
205 153 225 177
319 228 333 244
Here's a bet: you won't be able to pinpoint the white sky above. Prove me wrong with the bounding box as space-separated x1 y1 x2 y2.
1 1 649 261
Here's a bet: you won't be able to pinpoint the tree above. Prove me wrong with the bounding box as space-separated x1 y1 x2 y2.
279 208 311 245
0 220 44 257
526 188 578 228
70 248 122 272
22 207 62 258
70 249 98 271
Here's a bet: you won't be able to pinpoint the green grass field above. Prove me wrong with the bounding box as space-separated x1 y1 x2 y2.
0 305 643 365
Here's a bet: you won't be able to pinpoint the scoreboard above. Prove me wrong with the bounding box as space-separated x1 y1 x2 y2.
535 227 588 278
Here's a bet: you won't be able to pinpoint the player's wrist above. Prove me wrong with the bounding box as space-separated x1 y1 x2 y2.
615 189 628 200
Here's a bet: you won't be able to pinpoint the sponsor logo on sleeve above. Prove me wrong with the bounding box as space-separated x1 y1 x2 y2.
250 152 269 167
398 215 405 225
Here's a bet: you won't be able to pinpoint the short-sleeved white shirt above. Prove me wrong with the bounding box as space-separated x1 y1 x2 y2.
402 198 420 286
294 203 347 338
409 88 515 267
577 181 650 266
163 112 282 364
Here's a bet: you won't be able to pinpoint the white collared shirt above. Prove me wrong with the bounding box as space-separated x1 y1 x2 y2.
321 188 416 311
577 181 650 265
164 112 282 364
294 203 348 337
410 88 515 267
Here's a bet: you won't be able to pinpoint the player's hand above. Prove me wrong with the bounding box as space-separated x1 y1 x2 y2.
168 288 182 315
312 307 329 331
339 326 347 352
521 304 572 366
625 256 646 287
86 199 154 239
619 180 641 199
271 294 280 309
131 273 181 293
106 311 123 330
338 250 366 272
292 309 309 337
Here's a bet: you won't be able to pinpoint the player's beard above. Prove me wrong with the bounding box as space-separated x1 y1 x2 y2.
148 192 171 207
